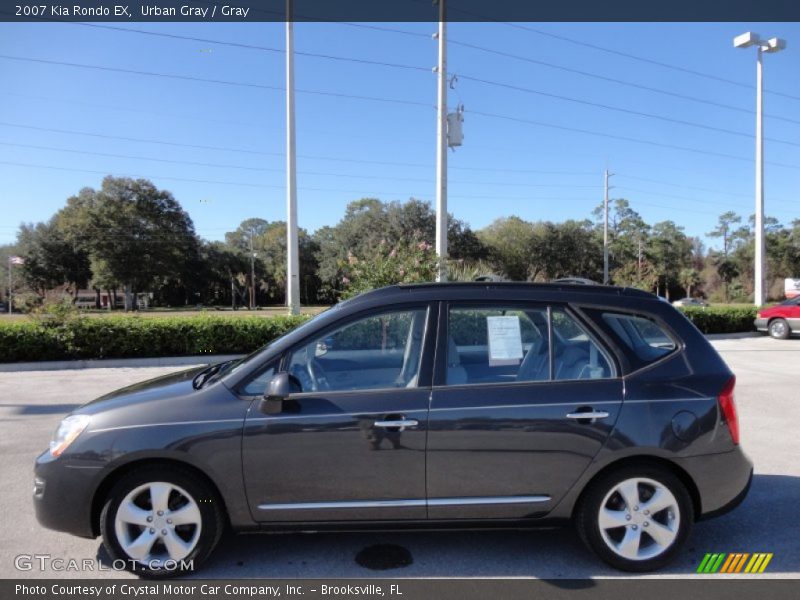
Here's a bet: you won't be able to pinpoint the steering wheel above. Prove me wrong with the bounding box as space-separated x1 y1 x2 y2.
306 357 331 392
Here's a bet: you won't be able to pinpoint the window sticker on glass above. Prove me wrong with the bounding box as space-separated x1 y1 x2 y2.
486 315 524 366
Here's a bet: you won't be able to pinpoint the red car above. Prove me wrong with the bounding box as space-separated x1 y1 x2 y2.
755 297 800 339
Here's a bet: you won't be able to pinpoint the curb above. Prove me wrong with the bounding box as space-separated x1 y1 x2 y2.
705 332 761 340
0 354 243 373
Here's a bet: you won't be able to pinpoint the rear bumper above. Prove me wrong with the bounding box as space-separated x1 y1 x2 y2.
674 446 753 519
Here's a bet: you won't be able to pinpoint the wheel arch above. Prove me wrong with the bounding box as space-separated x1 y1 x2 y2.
572 455 702 522
90 457 230 537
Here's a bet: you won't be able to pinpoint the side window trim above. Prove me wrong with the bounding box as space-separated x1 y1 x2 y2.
278 302 437 393
436 301 619 388
578 306 682 376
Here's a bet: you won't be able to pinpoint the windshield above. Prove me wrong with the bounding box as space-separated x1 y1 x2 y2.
779 297 800 306
216 307 338 380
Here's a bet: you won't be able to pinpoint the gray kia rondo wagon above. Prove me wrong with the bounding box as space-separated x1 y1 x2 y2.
34 283 752 576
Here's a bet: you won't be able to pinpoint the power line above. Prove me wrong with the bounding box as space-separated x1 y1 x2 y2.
458 72 800 145
69 22 431 72
0 141 605 189
40 20 800 126
449 38 800 127
0 123 593 175
469 109 800 170
445 7 800 103
0 54 433 109
616 186 797 209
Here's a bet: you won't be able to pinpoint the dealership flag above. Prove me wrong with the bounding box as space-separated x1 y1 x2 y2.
8 256 24 265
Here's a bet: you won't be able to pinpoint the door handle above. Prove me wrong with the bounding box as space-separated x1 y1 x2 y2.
374 419 419 428
566 410 610 420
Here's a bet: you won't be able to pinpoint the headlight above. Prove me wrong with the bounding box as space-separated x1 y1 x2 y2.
49 414 91 457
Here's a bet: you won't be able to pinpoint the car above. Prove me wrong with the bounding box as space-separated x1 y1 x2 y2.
755 296 800 339
34 282 752 577
671 297 708 308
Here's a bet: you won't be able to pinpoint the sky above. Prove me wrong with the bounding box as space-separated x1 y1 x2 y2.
1 20 798 251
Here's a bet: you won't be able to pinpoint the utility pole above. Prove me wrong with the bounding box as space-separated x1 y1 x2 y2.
603 169 614 285
6 257 11 314
285 0 301 314
249 234 256 310
434 0 447 282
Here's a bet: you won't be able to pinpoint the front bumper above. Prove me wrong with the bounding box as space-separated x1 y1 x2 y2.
674 446 754 519
754 317 768 332
34 450 102 539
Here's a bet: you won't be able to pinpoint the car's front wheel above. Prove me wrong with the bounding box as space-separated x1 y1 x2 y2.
576 465 693 572
100 466 224 577
769 318 791 340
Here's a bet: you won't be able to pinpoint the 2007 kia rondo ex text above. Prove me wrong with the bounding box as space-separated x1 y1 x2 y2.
34 283 753 577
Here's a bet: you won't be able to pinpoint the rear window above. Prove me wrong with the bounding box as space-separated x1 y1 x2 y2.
598 313 677 369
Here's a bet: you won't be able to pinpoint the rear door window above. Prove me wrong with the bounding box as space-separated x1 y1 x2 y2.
599 312 677 369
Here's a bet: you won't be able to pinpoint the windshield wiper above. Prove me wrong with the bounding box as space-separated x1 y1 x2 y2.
192 362 227 389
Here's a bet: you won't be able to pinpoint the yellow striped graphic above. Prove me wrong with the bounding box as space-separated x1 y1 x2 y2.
758 553 773 573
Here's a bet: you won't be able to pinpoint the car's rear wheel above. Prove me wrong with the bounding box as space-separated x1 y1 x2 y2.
576 465 693 572
100 466 224 578
769 318 790 340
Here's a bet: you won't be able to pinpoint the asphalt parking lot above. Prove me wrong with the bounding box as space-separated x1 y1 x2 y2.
0 335 798 579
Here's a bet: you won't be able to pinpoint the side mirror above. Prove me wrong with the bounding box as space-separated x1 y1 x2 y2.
260 372 293 414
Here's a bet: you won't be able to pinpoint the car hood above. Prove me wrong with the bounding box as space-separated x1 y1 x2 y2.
67 363 247 437
80 366 206 412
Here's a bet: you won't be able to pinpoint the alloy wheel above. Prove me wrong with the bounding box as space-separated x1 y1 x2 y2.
114 481 202 566
597 477 680 561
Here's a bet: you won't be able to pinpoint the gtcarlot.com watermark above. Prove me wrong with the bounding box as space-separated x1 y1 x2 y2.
14 553 192 572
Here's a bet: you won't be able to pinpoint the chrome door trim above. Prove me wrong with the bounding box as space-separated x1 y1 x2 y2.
257 495 551 511
258 499 425 511
427 495 550 506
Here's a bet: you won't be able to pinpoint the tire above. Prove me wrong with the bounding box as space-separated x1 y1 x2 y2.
100 466 224 578
768 318 791 340
576 465 694 572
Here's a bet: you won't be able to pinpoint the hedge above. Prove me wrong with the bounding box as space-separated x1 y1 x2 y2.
0 306 760 363
678 306 758 334
0 314 311 363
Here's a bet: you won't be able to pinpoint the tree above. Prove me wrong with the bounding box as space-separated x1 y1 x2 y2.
478 217 535 281
83 177 198 310
225 218 320 305
315 198 486 296
678 268 702 298
707 211 742 258
341 240 438 299
649 221 692 300
16 220 91 299
716 259 740 302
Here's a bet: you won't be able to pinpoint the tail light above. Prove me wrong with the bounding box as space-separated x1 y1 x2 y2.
718 376 739 444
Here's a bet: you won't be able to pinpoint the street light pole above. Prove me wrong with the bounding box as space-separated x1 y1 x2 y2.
285 0 301 315
734 32 786 307
434 0 447 282
754 45 765 307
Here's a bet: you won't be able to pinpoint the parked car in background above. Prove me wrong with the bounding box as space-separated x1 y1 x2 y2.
672 298 708 308
34 283 751 576
755 296 800 339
